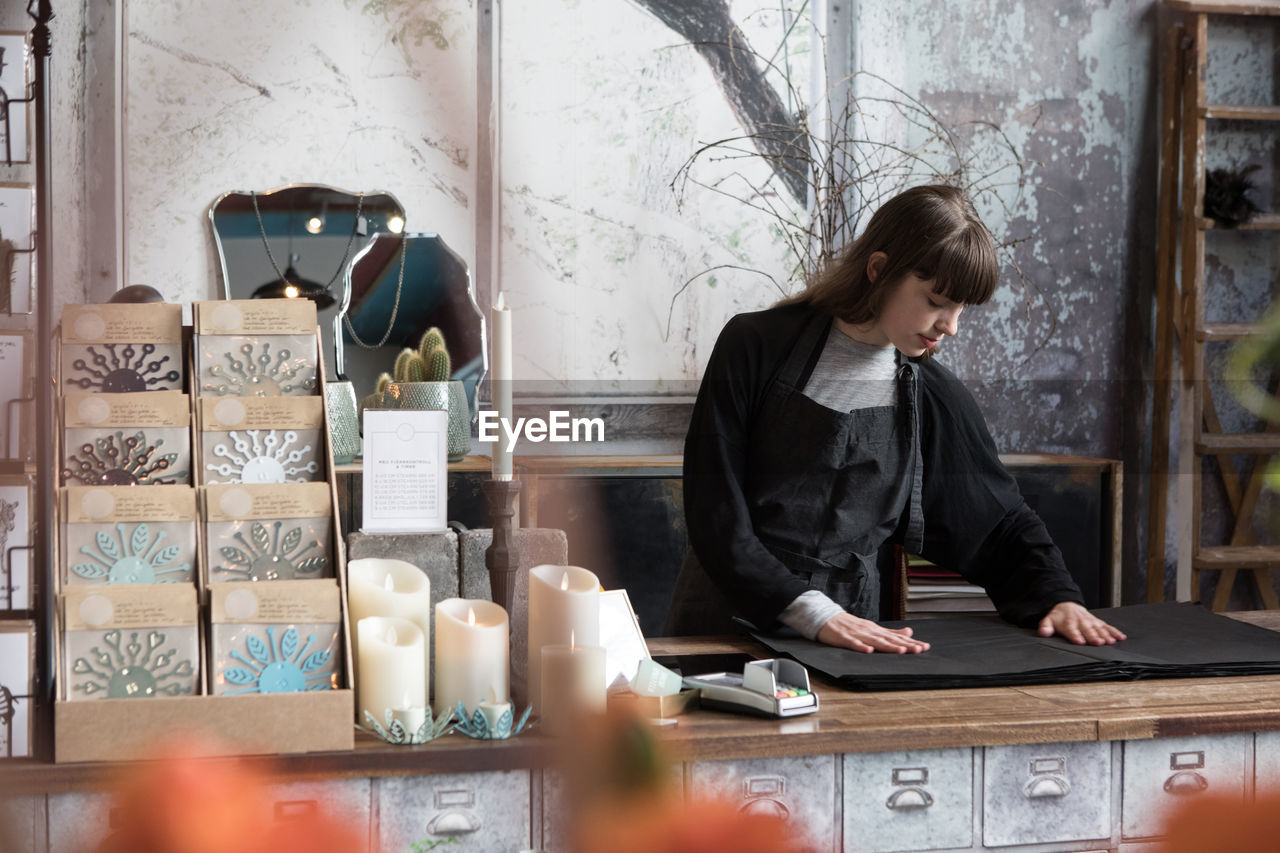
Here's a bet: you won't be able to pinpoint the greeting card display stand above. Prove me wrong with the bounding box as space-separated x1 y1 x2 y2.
51 328 356 763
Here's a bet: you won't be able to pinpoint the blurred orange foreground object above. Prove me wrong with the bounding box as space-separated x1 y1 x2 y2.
573 795 813 853
1156 790 1280 853
93 740 364 853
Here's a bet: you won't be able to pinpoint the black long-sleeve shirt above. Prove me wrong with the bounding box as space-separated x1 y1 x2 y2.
683 303 1085 630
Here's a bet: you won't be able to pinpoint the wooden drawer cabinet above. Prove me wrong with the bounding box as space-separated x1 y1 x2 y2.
0 794 45 853
981 741 1112 848
265 778 371 848
47 790 116 853
541 766 683 853
686 755 838 851
1253 730 1280 791
842 747 973 852
1121 733 1250 840
375 771 530 853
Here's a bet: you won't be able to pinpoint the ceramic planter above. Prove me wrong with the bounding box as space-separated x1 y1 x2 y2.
379 380 472 462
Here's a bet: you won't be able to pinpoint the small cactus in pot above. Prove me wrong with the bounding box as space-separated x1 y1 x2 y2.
380 327 471 461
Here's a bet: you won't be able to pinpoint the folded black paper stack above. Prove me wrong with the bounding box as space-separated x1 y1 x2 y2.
752 603 1280 691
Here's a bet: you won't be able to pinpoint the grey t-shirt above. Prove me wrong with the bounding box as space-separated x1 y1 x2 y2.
778 326 898 639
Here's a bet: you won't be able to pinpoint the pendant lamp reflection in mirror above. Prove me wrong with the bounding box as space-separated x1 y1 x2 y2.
251 252 336 310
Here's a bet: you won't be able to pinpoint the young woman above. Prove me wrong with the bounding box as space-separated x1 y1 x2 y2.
666 184 1125 652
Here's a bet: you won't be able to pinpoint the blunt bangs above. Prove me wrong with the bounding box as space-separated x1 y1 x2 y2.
916 223 998 306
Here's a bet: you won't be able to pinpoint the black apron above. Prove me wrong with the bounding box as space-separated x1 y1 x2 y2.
666 312 924 635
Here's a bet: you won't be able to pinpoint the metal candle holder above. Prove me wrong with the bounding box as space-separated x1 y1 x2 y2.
482 478 522 613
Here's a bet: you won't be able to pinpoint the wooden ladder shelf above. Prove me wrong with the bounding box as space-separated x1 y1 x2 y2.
1150 0 1280 611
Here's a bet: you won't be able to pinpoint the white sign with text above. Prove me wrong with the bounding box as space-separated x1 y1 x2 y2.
361 409 447 534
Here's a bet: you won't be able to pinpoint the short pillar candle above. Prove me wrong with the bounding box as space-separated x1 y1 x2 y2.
527 564 600 713
356 616 427 728
539 641 606 736
434 598 510 717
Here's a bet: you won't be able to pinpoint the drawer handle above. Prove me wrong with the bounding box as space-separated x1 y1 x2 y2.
739 798 791 821
426 810 481 836
274 800 318 821
886 787 934 810
1164 770 1209 796
1023 776 1071 799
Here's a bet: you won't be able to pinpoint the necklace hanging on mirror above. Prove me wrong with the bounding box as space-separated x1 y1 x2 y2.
251 190 365 299
342 234 407 350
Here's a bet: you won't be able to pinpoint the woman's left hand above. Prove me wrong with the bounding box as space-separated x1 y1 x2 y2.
1037 602 1126 645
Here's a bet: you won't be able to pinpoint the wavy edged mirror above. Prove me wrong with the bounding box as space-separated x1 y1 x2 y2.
337 231 485 409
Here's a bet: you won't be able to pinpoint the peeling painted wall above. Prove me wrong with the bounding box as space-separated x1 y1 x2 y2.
121 0 477 304
857 0 1154 460
48 0 1280 601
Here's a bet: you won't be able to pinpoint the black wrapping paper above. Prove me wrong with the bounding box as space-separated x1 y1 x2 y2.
751 603 1280 691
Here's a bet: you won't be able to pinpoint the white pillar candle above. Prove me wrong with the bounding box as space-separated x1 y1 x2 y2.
539 641 606 736
356 617 426 729
492 291 513 479
347 558 432 691
434 598 509 717
527 564 600 714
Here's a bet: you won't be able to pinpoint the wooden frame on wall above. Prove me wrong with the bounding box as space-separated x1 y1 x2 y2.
0 619 35 758
0 183 34 315
0 30 30 165
0 474 31 613
0 329 31 461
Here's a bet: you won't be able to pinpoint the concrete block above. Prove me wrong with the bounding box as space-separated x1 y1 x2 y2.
459 528 568 706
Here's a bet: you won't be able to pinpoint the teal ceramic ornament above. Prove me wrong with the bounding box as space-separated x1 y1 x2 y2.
361 706 455 745
452 701 533 740
213 520 326 581
221 626 335 695
203 340 315 396
205 429 320 484
62 430 186 485
71 522 191 584
71 629 196 699
67 343 181 392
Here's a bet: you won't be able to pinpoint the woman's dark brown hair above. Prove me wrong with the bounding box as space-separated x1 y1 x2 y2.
779 184 999 325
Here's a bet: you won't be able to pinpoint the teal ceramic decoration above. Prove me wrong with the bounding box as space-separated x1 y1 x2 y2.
360 707 455 745
221 626 335 695
205 429 320 483
452 701 533 740
71 522 191 584
62 431 187 485
66 344 182 392
214 521 326 581
71 629 195 699
203 341 315 396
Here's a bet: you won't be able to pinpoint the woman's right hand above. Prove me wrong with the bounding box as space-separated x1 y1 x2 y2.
816 612 930 654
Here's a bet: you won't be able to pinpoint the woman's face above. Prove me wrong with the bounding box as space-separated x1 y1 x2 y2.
872 273 965 357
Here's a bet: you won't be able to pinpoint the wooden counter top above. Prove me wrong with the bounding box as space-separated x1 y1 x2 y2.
4 612 1279 794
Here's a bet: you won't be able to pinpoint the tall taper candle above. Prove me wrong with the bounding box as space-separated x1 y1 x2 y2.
527 564 599 713
493 291 513 479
